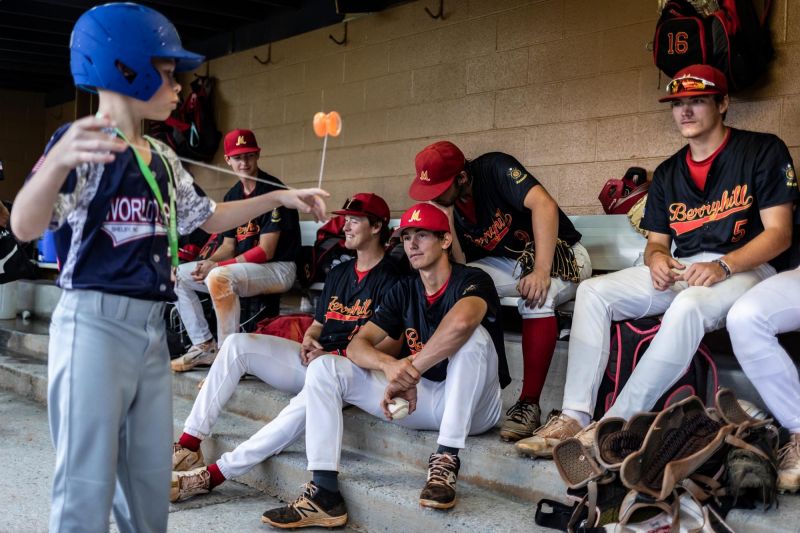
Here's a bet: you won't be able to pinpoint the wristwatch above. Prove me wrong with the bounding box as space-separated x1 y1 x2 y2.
713 258 732 279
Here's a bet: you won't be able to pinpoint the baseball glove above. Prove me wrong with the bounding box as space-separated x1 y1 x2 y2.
627 194 648 237
511 239 581 283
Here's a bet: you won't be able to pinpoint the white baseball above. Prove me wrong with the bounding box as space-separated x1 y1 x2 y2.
388 397 409 420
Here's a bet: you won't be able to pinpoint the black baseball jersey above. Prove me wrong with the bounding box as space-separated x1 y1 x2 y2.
222 170 300 262
642 128 798 263
314 255 401 352
454 153 581 262
370 263 511 388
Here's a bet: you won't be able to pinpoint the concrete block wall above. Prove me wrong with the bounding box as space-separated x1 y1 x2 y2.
180 0 800 217
26 0 799 218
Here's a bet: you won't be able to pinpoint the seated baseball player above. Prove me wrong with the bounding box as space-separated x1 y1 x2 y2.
261 203 510 529
516 64 797 458
727 210 800 493
171 129 301 372
408 140 591 443
170 193 402 501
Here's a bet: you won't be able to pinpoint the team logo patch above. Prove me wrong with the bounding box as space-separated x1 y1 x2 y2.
236 135 247 146
462 284 478 296
419 170 430 182
506 167 527 184
102 196 166 246
786 164 797 188
405 328 424 354
408 209 422 222
270 208 281 222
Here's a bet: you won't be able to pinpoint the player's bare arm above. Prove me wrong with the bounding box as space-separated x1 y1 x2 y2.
410 295 488 375
201 188 329 233
644 231 682 291
680 202 793 287
518 185 559 308
12 115 127 241
349 322 420 387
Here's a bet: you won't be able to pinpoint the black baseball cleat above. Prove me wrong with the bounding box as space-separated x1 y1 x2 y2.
261 481 348 529
419 452 460 509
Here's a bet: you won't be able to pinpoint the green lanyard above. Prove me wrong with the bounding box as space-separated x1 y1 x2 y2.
115 129 179 268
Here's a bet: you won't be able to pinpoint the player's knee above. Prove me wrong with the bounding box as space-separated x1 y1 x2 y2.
305 354 339 385
667 288 706 317
727 297 769 347
206 268 234 298
575 275 610 306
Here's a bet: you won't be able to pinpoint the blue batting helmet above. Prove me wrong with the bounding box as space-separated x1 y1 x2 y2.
70 2 205 101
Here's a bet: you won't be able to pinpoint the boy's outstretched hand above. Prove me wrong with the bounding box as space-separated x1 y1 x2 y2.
278 188 330 222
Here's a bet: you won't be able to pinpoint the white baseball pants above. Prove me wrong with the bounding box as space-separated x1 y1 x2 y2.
175 260 295 346
303 326 502 472
182 333 308 478
562 251 775 420
469 242 592 318
727 266 800 433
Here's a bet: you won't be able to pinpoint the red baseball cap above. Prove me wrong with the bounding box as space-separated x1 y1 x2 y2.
332 193 390 222
399 203 451 234
408 141 466 201
659 64 729 102
224 129 261 157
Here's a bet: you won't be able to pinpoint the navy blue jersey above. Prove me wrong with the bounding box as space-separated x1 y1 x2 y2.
455 153 581 262
370 263 510 388
37 124 214 301
314 255 401 352
221 171 300 262
642 129 798 263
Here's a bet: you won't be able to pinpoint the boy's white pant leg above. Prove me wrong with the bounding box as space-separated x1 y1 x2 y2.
303 326 502 472
727 267 800 432
48 290 171 533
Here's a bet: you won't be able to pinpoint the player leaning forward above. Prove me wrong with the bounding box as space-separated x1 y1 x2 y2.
10 3 327 532
516 64 798 457
261 203 510 528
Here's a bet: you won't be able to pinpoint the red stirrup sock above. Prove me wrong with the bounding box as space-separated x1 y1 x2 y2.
178 433 202 452
519 316 558 402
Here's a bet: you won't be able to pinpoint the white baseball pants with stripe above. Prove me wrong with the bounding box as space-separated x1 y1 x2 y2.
303 325 502 472
727 266 800 433
561 252 775 421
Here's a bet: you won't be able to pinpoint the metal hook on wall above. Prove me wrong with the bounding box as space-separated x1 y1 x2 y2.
424 0 444 19
254 43 272 65
329 21 348 46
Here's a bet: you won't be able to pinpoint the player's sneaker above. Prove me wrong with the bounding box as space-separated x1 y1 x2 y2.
419 452 461 509
172 443 205 472
171 339 218 372
500 400 541 441
778 433 800 493
515 413 583 458
261 481 348 529
170 467 212 502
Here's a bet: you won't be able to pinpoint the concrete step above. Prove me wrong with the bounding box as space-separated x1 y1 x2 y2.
0 321 797 532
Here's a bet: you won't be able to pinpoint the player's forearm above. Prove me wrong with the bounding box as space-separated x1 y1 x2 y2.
201 191 289 233
303 322 323 344
530 202 558 273
347 337 396 371
722 226 792 274
644 242 672 266
412 310 482 374
206 240 235 262
11 160 70 241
